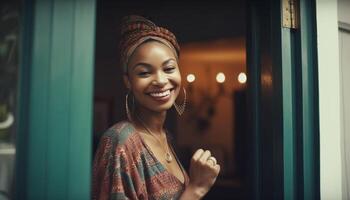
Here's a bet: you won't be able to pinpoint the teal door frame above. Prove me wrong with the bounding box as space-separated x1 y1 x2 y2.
247 0 319 199
16 0 96 199
14 0 319 199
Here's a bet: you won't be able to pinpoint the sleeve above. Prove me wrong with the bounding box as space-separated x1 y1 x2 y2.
92 134 139 200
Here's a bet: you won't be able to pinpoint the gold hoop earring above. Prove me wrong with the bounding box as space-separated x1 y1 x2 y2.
125 92 134 121
174 87 187 116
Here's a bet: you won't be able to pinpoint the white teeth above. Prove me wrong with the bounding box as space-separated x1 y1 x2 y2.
149 90 170 97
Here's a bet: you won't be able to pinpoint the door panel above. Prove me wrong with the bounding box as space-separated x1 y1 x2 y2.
247 0 319 199
16 0 96 199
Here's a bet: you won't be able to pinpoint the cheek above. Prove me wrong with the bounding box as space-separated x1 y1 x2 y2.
129 78 148 94
172 71 182 86
131 83 147 104
172 73 182 97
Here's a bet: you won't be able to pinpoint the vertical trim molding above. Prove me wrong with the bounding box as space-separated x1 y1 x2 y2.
17 0 96 199
299 0 320 199
316 0 343 199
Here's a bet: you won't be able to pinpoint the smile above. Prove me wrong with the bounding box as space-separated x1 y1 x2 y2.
148 89 171 98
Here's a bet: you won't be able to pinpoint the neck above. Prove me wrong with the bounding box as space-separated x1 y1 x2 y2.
133 107 166 135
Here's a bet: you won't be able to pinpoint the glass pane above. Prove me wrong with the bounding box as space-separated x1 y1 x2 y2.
0 0 21 199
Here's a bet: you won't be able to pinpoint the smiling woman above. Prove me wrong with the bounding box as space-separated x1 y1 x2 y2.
125 41 182 114
92 15 220 200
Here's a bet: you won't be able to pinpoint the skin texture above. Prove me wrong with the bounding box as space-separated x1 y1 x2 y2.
124 41 181 114
124 40 220 199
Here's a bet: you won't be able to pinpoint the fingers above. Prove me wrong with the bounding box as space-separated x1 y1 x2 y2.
207 156 217 166
199 150 211 163
189 149 221 190
192 149 204 161
192 149 219 168
214 164 221 174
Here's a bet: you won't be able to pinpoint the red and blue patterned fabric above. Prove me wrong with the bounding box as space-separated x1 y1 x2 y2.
93 121 189 200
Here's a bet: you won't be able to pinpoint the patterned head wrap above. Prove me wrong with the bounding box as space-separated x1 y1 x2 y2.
119 15 180 73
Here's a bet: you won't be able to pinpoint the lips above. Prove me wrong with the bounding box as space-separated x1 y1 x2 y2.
149 90 171 97
146 88 174 103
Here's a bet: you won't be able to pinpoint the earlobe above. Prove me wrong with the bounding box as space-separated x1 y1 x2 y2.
123 74 131 89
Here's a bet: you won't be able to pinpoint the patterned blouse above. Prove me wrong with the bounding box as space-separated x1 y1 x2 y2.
92 121 189 200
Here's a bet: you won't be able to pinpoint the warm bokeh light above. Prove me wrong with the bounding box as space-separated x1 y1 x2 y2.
216 72 226 83
186 74 196 83
238 72 247 84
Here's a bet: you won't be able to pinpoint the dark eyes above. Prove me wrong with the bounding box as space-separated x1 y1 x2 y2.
137 66 176 77
137 71 150 77
164 66 176 73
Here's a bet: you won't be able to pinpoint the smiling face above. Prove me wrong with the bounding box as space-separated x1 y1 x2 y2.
124 40 181 114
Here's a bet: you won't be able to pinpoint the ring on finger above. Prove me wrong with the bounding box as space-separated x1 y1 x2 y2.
207 156 217 166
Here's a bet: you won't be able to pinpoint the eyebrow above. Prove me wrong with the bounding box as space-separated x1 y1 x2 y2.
131 58 176 71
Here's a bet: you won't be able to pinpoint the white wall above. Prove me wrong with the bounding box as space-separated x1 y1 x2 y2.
338 1 350 199
339 29 350 200
316 0 343 199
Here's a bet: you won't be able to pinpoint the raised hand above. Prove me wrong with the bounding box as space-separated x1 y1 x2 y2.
184 149 221 199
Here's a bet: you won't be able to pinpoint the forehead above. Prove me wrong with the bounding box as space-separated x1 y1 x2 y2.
130 41 177 62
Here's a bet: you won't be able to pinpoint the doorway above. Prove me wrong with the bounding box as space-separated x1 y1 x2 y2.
93 1 248 199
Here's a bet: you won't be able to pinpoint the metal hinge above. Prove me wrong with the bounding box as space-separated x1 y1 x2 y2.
282 0 299 29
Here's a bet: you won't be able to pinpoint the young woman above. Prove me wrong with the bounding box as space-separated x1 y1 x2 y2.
93 15 220 200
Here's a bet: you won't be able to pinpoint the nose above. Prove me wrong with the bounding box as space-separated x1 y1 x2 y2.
152 71 168 86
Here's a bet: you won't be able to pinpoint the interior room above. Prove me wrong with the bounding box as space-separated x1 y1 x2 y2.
93 0 248 199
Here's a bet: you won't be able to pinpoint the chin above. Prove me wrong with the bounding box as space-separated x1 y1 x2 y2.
149 103 174 113
138 98 173 112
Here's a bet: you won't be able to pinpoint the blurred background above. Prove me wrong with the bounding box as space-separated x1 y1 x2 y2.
0 0 20 199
